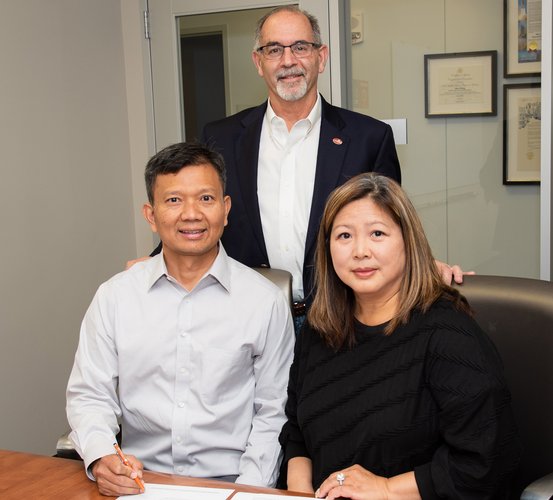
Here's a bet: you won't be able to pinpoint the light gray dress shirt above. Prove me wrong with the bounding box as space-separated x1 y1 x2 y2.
66 246 294 487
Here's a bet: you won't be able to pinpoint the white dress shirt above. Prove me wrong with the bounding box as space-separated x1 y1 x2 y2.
258 95 321 301
66 246 294 487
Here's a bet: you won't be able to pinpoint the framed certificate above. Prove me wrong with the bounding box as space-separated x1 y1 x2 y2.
424 51 497 118
504 0 541 77
503 83 541 184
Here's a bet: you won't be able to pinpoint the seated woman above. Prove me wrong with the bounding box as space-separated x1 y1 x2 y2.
278 173 521 499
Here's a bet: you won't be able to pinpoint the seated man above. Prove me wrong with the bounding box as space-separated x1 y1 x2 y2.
66 142 294 497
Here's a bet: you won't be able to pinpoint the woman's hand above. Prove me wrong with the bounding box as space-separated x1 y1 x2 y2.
315 465 389 500
315 465 420 500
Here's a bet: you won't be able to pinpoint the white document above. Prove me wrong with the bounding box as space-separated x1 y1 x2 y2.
118 483 234 500
231 493 312 500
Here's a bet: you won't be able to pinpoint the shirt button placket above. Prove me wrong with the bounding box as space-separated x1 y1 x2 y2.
173 294 191 474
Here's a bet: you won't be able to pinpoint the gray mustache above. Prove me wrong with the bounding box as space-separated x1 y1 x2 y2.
276 69 306 80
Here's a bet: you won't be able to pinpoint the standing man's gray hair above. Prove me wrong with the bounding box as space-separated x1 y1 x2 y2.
253 5 322 49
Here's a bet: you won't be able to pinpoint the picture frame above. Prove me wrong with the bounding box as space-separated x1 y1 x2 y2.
504 0 541 77
503 83 541 184
424 51 497 118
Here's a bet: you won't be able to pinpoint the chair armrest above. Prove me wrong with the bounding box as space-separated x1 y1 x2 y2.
521 472 553 499
55 430 81 460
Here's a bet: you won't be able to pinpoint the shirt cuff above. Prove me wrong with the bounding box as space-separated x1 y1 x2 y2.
73 437 116 481
414 462 440 500
235 474 266 487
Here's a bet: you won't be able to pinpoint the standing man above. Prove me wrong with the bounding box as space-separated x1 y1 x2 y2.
202 6 401 326
67 142 294 496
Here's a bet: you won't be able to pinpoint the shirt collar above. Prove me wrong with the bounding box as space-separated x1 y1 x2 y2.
145 244 232 293
203 244 231 292
145 252 168 290
266 93 322 132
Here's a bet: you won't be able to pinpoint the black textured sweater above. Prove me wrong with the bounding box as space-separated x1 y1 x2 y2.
278 299 521 498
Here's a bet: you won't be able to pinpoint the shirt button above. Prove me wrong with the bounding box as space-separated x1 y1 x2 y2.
175 436 182 443
180 366 186 374
177 466 184 474
178 401 185 408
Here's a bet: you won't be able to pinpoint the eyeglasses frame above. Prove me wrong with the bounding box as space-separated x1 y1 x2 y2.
255 40 322 60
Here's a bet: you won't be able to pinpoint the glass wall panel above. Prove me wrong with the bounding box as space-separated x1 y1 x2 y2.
350 0 540 278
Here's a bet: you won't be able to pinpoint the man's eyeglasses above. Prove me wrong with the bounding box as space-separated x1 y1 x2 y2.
256 41 321 60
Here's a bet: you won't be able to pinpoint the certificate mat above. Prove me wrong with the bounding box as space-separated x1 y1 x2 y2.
118 483 234 500
232 493 313 500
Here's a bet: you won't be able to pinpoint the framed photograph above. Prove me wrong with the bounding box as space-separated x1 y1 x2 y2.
503 83 541 184
504 0 541 77
424 51 497 118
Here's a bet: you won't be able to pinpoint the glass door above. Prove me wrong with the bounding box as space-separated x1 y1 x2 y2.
148 0 332 150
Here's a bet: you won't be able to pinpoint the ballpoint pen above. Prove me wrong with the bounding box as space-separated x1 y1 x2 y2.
113 442 146 490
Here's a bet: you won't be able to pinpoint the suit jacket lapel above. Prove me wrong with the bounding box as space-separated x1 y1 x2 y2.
235 102 269 260
304 97 348 261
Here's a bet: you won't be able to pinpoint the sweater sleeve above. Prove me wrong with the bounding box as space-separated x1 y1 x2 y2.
414 312 521 499
277 327 311 487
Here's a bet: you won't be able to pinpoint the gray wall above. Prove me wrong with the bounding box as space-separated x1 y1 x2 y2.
0 0 136 454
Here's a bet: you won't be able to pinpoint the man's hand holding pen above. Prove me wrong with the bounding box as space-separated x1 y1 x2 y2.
91 445 145 497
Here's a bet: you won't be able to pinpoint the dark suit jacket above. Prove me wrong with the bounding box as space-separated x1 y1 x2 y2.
201 95 401 303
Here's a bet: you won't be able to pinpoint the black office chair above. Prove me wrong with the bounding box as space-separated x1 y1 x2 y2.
453 274 553 499
56 267 294 460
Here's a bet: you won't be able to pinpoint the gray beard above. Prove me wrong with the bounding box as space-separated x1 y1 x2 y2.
276 77 308 101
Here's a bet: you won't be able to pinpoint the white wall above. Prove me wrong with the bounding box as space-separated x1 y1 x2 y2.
0 0 138 454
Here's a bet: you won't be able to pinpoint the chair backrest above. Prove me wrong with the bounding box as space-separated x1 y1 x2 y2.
453 275 553 497
254 267 293 311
